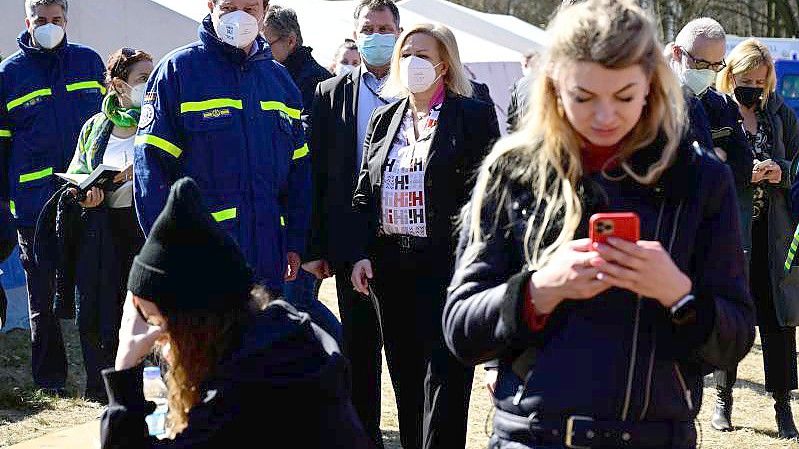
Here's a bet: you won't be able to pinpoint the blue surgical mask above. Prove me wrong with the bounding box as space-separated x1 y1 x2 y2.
357 33 396 67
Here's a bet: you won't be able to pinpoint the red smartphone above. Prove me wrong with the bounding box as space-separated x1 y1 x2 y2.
589 212 640 244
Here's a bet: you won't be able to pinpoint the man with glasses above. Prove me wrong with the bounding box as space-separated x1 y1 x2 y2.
670 18 754 433
262 5 340 343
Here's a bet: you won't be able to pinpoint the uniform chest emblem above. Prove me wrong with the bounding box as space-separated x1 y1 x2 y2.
202 108 232 120
139 104 155 129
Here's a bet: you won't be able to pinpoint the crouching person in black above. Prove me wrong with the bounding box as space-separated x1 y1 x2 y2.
443 1 755 449
99 178 373 449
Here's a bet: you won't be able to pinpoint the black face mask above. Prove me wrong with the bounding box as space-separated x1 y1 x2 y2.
734 86 764 108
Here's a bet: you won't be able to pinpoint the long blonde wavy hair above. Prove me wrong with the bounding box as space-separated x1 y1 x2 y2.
466 0 685 270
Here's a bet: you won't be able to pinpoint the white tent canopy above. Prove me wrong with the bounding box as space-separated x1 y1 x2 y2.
0 0 545 330
0 0 546 126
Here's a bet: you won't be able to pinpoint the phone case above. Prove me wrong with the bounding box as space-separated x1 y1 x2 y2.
589 213 640 244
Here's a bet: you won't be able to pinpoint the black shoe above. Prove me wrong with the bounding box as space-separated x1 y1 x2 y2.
711 386 733 431
774 392 799 440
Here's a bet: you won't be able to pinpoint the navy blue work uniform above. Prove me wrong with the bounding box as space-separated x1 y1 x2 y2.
134 17 311 292
0 30 104 390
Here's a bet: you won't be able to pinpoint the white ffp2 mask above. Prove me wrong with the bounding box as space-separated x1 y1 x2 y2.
213 10 260 49
33 23 65 50
400 56 442 93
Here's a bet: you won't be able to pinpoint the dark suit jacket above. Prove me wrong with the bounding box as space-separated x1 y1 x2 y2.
470 80 492 105
307 69 384 264
351 92 500 262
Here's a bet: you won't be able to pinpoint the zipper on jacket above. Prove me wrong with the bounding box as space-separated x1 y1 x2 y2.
638 201 684 420
513 369 535 406
620 296 643 420
673 362 694 411
621 201 667 420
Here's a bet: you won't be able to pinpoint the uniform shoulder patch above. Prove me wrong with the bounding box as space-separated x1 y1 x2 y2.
139 104 155 129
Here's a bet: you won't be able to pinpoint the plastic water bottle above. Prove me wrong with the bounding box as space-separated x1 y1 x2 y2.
142 366 169 438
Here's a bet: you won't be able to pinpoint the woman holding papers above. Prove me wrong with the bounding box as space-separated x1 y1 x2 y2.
65 47 153 403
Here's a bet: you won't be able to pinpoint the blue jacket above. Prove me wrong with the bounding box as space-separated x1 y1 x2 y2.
0 31 105 227
134 17 311 291
444 136 754 448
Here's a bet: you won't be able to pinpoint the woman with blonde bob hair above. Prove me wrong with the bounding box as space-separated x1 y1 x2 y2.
443 1 754 448
715 38 799 439
380 22 474 99
350 21 499 449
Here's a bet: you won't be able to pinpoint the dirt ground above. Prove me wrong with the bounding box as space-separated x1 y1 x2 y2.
1 277 799 448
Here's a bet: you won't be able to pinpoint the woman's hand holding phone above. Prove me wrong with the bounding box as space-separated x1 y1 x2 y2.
591 238 692 308
753 159 782 184
528 239 611 314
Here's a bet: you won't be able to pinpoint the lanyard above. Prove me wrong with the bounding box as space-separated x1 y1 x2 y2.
362 75 390 105
408 104 441 144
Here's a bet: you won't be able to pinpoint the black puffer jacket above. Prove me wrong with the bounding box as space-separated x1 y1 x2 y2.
443 136 755 448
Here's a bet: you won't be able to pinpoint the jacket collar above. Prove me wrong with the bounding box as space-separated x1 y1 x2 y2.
17 29 67 57
765 93 786 114
283 46 314 79
346 66 363 123
371 92 459 179
595 130 701 202
199 15 271 66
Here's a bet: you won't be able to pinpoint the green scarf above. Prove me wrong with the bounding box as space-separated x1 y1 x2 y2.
103 92 141 128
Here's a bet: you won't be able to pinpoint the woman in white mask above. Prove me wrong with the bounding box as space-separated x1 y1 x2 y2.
350 23 500 449
64 47 153 403
329 39 361 76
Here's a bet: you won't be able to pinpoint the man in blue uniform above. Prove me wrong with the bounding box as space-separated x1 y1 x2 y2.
0 0 105 393
134 0 310 295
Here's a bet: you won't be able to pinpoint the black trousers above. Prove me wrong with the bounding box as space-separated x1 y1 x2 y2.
78 207 144 401
18 226 67 390
371 239 474 449
334 262 385 449
718 217 798 393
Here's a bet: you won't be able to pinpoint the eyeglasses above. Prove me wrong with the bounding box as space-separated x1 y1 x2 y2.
682 48 726 72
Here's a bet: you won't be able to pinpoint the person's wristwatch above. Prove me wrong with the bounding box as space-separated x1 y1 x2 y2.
670 294 696 325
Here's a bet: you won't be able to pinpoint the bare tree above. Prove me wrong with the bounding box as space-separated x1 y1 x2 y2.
448 0 799 38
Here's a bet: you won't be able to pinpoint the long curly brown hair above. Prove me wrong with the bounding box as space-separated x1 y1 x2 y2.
161 286 270 436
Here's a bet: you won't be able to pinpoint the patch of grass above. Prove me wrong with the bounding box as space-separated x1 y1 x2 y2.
0 320 103 446
0 387 57 412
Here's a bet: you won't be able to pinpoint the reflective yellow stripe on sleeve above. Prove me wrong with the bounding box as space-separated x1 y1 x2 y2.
292 144 309 160
7 88 52 111
280 216 286 227
212 207 237 222
0 130 11 138
260 101 301 120
9 200 16 218
19 167 53 183
135 134 183 158
180 98 243 114
65 81 107 95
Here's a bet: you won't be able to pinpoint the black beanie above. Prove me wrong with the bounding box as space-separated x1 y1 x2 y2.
127 177 254 313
